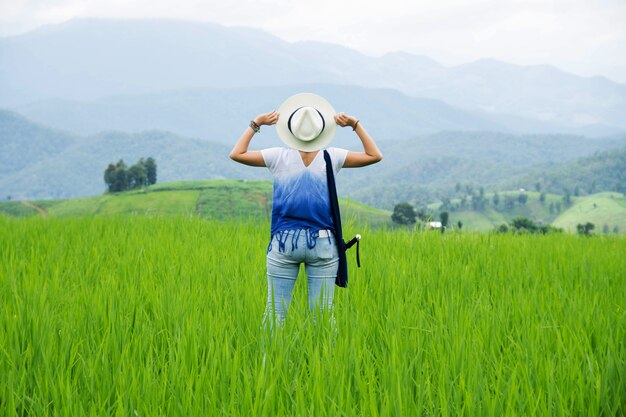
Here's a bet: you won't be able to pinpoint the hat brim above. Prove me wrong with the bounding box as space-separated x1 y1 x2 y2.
276 93 337 151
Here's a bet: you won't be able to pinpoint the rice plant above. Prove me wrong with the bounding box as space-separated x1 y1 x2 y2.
1 216 624 416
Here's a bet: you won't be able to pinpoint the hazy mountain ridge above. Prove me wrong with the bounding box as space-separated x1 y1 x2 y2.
0 111 270 200
1 18 624 136
15 84 502 143
503 148 626 196
338 132 626 208
3 110 625 203
0 110 78 176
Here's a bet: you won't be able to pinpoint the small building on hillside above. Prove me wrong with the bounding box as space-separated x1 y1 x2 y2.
428 221 442 230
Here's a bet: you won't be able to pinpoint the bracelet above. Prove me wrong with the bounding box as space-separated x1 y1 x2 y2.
352 120 360 131
249 120 260 133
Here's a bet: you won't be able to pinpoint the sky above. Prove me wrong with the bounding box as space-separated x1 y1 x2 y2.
2 0 626 83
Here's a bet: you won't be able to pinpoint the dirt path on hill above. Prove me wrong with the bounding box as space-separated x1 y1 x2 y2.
21 200 48 218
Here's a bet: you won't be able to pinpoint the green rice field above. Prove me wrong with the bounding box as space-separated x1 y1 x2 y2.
1 215 625 416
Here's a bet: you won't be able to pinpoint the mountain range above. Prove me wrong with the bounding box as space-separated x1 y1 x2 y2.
2 110 625 206
2 18 626 204
1 18 625 137
14 84 502 144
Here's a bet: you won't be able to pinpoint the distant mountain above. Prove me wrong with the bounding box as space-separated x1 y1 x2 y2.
1 18 625 135
3 110 626 203
416 59 626 130
15 84 502 143
340 132 626 208
0 111 269 200
0 110 77 176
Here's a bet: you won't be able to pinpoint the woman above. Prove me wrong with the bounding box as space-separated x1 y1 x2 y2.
229 93 382 325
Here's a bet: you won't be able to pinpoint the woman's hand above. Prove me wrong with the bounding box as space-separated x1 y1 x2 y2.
334 113 358 129
335 113 383 167
254 111 279 126
230 111 278 167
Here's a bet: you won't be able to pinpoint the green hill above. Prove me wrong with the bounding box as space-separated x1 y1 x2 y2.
432 191 626 234
4 108 626 205
553 192 626 234
4 180 623 234
0 179 393 228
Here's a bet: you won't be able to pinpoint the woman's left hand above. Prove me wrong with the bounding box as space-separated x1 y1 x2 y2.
335 113 358 129
255 111 279 126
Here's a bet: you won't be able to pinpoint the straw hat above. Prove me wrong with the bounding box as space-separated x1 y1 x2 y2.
276 93 337 151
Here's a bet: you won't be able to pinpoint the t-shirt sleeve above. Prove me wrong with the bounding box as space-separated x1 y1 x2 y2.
261 147 282 173
328 147 349 175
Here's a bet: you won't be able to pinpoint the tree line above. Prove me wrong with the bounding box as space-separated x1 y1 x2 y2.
104 158 157 192
438 184 576 215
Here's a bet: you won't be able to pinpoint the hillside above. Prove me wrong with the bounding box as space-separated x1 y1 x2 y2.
435 191 626 234
0 110 77 176
502 147 626 196
0 179 393 228
4 110 626 203
553 192 626 234
4 181 624 234
4 180 624 234
343 138 626 210
0 114 266 200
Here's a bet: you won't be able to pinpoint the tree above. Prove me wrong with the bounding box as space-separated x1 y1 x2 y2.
457 220 463 230
504 196 515 210
391 203 416 225
104 163 117 192
492 192 500 207
440 211 449 228
127 163 147 189
496 224 509 233
576 222 595 236
539 192 546 204
144 157 157 185
471 193 487 211
415 208 431 222
563 190 572 206
112 160 128 192
518 193 528 205
104 157 157 193
511 217 538 233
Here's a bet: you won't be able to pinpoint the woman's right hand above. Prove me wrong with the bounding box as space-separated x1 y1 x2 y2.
254 111 279 126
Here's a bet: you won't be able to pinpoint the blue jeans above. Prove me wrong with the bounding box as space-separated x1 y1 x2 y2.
265 229 339 325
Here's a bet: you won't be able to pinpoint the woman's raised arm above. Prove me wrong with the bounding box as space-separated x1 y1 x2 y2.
335 113 383 168
229 111 279 167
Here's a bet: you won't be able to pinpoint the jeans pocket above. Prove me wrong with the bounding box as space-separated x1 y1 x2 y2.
315 237 338 260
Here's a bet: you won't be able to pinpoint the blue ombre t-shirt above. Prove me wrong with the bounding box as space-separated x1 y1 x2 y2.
261 147 348 236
